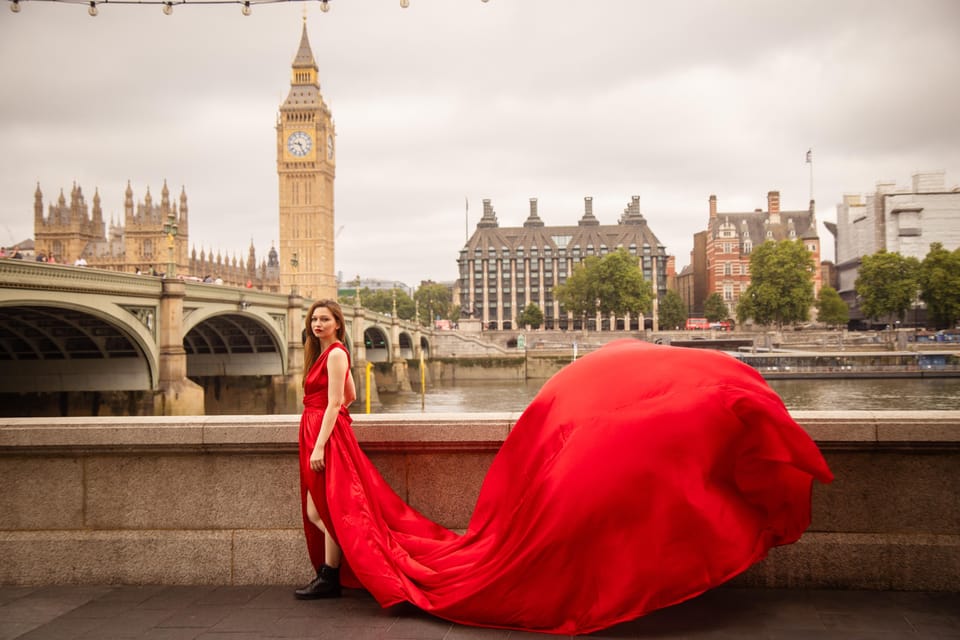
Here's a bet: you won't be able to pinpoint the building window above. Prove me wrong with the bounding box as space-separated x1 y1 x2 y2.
552 235 571 248
723 262 731 276
723 284 733 301
143 239 153 258
743 241 752 254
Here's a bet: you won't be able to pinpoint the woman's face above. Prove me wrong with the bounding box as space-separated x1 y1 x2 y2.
311 306 340 342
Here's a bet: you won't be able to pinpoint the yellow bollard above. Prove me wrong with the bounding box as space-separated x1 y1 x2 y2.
420 350 426 412
365 361 373 414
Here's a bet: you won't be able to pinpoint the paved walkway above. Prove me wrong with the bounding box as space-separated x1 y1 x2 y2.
0 585 957 639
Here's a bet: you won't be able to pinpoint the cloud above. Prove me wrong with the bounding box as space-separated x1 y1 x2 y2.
2 0 959 284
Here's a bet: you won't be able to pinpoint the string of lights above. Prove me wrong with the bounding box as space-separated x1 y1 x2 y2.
8 0 490 16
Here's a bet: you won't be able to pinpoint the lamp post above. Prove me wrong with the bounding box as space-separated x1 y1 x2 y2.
162 211 178 278
289 252 299 296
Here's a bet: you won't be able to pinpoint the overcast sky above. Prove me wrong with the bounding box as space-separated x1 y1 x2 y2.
2 0 959 287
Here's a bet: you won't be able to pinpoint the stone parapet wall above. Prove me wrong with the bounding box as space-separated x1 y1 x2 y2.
1 411 957 590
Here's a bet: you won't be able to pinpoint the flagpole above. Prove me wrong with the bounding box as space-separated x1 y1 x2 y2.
806 148 814 204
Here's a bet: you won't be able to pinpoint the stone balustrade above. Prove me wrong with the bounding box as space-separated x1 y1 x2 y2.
1 412 958 590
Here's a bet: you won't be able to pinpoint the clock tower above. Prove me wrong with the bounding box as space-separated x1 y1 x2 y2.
277 21 336 300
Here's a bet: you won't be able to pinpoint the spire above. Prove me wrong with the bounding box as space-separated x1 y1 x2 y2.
125 180 134 222
178 185 188 233
34 183 43 224
293 22 318 75
282 23 323 110
161 179 170 212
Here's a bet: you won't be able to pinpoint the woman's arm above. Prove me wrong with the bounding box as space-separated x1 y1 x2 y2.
310 348 348 470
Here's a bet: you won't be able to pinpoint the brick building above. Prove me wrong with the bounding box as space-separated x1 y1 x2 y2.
686 190 820 317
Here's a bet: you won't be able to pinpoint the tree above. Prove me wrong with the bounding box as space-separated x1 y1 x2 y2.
736 240 815 327
360 287 416 320
855 250 920 323
918 243 960 329
555 248 653 320
815 286 849 328
414 282 452 327
702 293 729 322
658 290 687 330
517 303 544 329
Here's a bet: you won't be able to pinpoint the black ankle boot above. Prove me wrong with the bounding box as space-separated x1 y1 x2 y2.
294 564 341 599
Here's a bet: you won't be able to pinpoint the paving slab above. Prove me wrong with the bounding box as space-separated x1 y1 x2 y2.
0 586 956 639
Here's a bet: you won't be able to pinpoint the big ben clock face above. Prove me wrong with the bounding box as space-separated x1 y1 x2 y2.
286 131 312 157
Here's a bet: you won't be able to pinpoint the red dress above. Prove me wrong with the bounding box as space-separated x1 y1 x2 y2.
300 339 834 635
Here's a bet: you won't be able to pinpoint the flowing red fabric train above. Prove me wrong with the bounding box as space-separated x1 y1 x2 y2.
299 339 833 635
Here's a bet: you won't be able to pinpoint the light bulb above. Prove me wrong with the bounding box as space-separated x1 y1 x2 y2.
10 0 21 13
241 0 250 15
481 0 489 2
320 0 330 12
162 1 173 15
400 0 409 7
88 1 98 16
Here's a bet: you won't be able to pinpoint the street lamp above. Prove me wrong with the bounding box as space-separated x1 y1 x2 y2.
162 211 178 278
289 252 299 296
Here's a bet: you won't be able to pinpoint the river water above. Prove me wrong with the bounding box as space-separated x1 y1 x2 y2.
376 377 960 414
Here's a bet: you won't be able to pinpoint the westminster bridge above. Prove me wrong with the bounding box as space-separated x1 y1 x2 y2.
0 260 504 415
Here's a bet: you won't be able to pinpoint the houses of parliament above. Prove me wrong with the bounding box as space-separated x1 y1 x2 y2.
29 21 338 299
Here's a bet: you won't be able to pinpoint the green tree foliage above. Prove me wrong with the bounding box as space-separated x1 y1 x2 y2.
360 287 416 320
702 293 729 322
736 240 815 327
855 250 920 323
658 290 687 330
517 303 544 329
815 286 849 327
918 243 960 329
555 248 653 319
413 282 452 326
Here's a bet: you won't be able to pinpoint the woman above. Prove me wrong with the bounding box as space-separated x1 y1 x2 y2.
295 299 356 599
295 330 833 634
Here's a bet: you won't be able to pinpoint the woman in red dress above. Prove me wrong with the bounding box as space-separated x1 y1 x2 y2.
296 321 833 634
295 299 356 599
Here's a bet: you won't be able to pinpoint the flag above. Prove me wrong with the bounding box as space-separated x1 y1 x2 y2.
805 149 812 163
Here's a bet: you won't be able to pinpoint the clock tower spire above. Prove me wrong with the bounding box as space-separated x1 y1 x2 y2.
277 20 336 300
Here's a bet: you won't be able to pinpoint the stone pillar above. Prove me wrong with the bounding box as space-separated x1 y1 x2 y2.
154 279 204 415
274 293 304 414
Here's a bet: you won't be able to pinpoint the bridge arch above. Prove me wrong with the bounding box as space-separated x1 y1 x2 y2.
420 336 431 358
398 331 414 359
182 308 286 377
0 300 158 392
363 326 390 363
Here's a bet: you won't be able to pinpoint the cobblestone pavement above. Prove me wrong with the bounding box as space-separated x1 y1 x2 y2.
0 585 957 639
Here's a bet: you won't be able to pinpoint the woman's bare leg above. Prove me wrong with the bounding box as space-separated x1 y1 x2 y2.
305 490 342 568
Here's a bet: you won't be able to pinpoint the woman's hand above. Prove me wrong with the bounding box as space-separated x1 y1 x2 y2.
310 445 326 472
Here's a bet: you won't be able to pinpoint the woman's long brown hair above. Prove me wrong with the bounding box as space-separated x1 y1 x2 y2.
303 299 347 388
